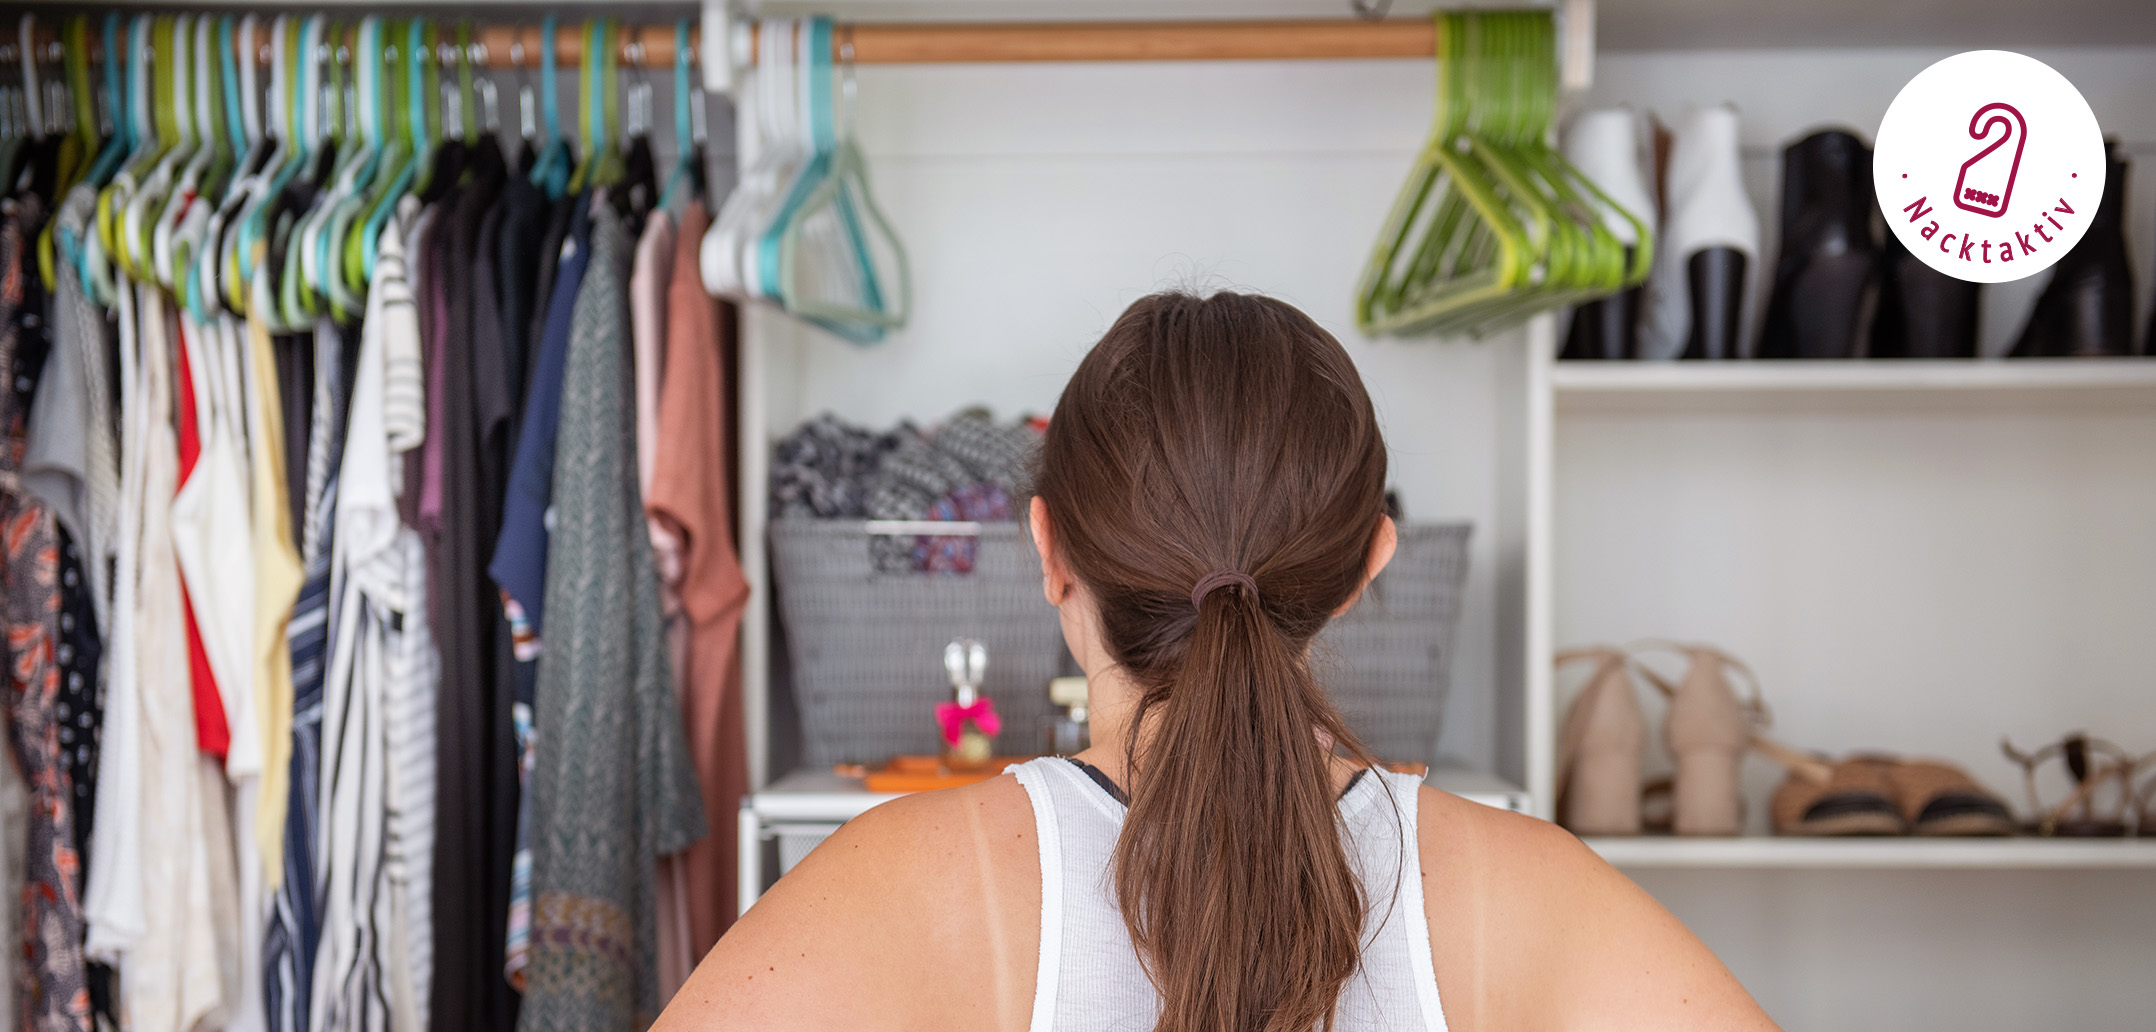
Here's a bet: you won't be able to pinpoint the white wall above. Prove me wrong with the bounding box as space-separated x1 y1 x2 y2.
752 55 1518 772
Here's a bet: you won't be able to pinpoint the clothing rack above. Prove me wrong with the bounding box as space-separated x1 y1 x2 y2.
18 3 1595 83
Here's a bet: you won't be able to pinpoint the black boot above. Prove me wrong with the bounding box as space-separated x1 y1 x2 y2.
1563 288 1642 359
1871 229 1980 359
1681 248 1748 360
2014 139 2134 357
1759 131 1882 359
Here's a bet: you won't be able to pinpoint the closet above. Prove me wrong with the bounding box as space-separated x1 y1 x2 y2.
730 2 2156 1029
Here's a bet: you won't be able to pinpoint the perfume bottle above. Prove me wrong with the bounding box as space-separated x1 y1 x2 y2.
1044 676 1090 756
937 638 1000 769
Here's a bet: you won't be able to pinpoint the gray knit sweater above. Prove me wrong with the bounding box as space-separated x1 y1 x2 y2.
521 204 708 1032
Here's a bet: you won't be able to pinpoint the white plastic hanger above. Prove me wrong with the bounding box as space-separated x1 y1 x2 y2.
122 13 194 283
702 17 803 299
153 14 219 290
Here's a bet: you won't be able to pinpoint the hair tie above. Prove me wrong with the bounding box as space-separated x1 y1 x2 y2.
1190 570 1258 611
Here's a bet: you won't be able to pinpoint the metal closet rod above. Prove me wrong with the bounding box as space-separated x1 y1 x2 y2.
21 17 1444 69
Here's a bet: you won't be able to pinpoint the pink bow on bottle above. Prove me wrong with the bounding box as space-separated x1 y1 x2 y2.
935 697 1002 746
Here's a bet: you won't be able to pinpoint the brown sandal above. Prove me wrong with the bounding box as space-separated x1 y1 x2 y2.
1882 758 2016 836
2001 733 2141 837
1764 750 1905 836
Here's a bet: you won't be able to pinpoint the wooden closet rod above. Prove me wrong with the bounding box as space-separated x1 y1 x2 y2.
753 20 1439 64
23 17 1441 70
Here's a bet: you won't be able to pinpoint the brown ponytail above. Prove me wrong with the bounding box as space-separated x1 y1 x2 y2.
1035 291 1389 1032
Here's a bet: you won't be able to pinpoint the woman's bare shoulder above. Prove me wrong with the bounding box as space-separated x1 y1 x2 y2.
655 775 1040 1032
1414 786 1781 1032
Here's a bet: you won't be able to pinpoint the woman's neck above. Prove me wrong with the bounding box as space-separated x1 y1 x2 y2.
1067 663 1367 794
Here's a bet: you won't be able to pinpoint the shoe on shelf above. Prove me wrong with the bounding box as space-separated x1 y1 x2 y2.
2002 732 2142 836
1883 758 2016 836
1870 227 1981 358
1555 647 1647 835
2012 138 2135 358
1561 108 1657 361
1630 642 1765 836
2138 764 2156 836
1758 130 1883 360
1764 750 1907 836
1639 106 1759 361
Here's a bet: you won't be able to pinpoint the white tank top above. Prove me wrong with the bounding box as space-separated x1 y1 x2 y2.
1010 758 1450 1031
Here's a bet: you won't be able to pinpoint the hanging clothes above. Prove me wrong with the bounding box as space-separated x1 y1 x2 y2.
647 200 753 964
424 138 523 1032
1 196 94 1032
24 187 114 898
496 196 594 994
519 203 706 1032
316 205 434 1032
251 311 308 1032
23 187 118 635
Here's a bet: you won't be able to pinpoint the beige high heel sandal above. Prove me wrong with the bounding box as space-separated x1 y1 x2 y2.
1554 647 1647 835
1629 642 1767 837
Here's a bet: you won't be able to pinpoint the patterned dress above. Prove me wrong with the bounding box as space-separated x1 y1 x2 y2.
0 198 93 1032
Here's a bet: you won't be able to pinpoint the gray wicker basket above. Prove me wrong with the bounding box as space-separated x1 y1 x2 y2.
770 520 1471 768
1315 522 1472 763
771 521 1065 766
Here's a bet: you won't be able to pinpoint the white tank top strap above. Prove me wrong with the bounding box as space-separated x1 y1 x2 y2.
1008 757 1450 1031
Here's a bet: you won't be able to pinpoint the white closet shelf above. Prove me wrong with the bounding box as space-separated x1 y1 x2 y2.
1552 359 2156 413
1584 835 2156 869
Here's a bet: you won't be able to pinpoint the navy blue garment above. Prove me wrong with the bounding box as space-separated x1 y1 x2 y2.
487 195 593 640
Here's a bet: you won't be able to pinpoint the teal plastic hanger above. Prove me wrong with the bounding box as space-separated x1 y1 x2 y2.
658 19 698 210
82 13 128 187
773 18 910 343
529 14 571 199
355 17 420 281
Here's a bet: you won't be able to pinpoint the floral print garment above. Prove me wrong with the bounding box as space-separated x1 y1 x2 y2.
0 197 93 1032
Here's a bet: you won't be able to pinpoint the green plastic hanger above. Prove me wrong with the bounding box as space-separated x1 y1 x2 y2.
156 14 227 297
86 13 152 307
230 14 305 317
267 15 327 329
406 18 437 194
591 18 625 188
210 12 268 318
335 16 399 298
352 17 417 284
120 13 188 283
319 18 383 322
1356 9 1647 339
1355 13 1530 337
35 14 95 290
567 18 597 193
182 14 243 324
280 16 337 327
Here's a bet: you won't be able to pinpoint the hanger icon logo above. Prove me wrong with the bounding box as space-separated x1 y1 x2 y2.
1952 102 2025 218
1874 50 2104 284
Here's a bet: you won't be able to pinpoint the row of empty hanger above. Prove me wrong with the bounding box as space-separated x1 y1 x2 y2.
13 10 715 327
1358 9 1647 338
700 15 910 345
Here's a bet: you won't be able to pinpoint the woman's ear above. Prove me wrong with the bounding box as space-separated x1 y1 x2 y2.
1030 496 1071 605
1333 515 1398 618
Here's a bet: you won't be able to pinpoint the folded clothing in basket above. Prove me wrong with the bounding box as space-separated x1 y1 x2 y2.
772 409 1042 572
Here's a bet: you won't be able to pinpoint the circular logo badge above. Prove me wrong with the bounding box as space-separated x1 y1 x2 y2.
1873 50 2106 284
